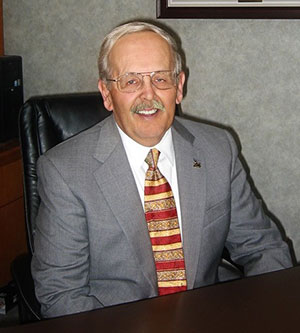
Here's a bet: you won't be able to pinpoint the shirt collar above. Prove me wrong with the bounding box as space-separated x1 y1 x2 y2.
116 123 175 168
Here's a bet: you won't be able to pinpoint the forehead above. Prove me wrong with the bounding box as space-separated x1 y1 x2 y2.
109 31 174 75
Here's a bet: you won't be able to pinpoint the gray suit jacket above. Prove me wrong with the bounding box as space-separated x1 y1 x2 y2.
32 115 292 318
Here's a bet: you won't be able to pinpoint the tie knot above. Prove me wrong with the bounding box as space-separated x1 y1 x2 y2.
145 148 160 170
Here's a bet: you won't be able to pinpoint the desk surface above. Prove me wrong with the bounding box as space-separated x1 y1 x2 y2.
3 266 300 332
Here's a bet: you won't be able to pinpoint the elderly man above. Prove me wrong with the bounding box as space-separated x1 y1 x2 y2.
32 21 292 318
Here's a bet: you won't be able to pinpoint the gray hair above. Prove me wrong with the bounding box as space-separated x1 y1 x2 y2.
98 21 182 81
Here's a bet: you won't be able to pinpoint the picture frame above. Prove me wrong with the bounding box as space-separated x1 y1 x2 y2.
157 0 300 19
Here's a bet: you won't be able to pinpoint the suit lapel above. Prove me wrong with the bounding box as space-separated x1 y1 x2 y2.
92 117 157 292
172 119 207 289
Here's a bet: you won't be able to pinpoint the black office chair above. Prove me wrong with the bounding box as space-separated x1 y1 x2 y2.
11 92 111 323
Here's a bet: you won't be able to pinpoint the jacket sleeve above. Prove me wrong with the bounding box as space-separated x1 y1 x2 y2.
224 131 293 276
31 155 103 318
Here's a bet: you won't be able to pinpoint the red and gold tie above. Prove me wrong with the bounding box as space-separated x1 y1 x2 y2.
144 148 187 296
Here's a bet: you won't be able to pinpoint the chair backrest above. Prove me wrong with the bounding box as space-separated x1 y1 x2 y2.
19 92 111 254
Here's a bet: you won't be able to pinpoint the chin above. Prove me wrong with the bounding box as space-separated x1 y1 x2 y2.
138 133 165 146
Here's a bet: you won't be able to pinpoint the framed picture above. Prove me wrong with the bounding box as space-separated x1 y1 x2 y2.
157 0 300 18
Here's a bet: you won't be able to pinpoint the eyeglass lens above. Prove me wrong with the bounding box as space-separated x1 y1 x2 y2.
118 71 175 92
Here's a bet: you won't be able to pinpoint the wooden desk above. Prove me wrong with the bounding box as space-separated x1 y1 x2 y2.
3 266 300 332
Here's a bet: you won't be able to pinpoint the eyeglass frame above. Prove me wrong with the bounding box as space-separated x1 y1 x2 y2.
105 70 178 93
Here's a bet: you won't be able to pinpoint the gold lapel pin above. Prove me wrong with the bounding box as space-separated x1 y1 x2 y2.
193 159 201 168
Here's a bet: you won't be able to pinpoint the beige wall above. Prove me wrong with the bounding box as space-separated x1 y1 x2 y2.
3 0 300 261
0 0 3 55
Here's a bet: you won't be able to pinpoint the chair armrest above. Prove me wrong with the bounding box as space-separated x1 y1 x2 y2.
11 253 41 324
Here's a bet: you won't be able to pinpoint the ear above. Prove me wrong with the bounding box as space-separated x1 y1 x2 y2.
98 80 114 111
175 72 185 105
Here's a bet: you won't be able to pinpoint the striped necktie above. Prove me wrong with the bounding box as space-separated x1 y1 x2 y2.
144 148 187 295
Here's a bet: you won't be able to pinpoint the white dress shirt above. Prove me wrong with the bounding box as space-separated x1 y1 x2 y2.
117 125 183 236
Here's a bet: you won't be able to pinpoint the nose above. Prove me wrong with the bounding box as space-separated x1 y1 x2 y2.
140 75 155 100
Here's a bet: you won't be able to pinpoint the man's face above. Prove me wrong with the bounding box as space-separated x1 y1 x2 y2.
98 31 185 147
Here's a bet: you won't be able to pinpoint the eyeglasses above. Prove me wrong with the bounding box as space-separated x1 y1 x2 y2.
106 70 177 93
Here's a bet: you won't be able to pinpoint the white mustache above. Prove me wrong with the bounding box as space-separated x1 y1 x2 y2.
131 100 165 114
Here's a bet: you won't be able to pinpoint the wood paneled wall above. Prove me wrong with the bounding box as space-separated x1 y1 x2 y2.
0 0 4 55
